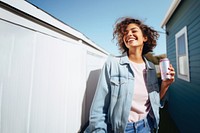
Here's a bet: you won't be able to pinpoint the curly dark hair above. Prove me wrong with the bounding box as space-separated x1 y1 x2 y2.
113 17 160 55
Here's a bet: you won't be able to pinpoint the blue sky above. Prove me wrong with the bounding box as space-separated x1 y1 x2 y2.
27 0 172 56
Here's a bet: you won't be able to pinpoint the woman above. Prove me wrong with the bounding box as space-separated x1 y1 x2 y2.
84 17 175 133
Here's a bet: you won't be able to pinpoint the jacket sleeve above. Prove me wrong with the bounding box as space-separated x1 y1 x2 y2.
160 85 169 108
148 61 167 108
157 67 168 108
84 57 112 133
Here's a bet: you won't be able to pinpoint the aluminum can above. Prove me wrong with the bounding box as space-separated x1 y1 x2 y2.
159 58 170 80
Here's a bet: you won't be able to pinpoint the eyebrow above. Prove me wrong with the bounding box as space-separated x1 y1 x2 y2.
126 27 139 32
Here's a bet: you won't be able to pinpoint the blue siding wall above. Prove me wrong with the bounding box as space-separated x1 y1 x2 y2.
166 0 200 132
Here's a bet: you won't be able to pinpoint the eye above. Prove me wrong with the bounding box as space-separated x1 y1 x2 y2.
123 31 128 35
131 29 137 33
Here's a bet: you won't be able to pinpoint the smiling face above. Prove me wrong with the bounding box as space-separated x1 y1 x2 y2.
123 23 147 50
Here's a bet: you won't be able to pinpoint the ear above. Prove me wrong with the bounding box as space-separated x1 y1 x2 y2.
143 36 148 42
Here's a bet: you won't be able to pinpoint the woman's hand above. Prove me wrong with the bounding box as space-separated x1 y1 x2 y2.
160 64 175 99
162 64 175 87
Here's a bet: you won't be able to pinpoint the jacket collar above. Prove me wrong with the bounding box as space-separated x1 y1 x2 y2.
119 53 154 70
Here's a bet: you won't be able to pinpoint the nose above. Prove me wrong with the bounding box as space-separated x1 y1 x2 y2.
127 30 133 36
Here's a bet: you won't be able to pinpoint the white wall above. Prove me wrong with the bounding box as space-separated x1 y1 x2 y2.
0 1 108 133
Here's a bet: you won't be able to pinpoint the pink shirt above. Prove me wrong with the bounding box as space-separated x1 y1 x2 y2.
128 61 150 122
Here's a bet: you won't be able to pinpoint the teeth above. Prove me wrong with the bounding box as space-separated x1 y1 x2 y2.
128 38 135 42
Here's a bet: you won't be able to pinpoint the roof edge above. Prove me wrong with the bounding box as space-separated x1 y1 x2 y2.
161 0 181 28
0 0 109 55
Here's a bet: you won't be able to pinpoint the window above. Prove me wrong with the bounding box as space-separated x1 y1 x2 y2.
175 26 190 82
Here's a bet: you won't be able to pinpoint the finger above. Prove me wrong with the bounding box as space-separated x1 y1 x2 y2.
170 71 175 76
167 71 175 76
171 77 175 82
168 65 174 71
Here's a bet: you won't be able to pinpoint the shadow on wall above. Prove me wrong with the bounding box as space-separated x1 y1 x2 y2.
79 69 102 133
159 102 180 133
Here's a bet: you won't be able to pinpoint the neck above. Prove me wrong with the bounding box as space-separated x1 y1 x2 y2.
128 48 144 63
128 54 144 63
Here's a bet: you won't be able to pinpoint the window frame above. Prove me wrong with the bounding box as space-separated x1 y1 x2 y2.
175 26 190 82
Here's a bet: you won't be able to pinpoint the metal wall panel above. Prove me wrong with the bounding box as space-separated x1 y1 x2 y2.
0 3 107 133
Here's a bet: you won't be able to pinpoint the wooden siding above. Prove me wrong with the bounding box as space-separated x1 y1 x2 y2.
166 0 200 132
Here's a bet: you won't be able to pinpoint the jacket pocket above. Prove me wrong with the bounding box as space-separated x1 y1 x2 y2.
110 76 127 98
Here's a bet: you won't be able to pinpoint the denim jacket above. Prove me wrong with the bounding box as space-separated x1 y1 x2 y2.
85 54 162 133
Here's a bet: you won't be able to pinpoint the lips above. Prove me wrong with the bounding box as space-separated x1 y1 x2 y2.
126 37 137 43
